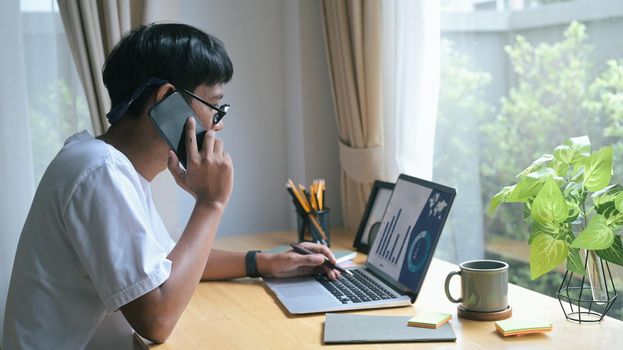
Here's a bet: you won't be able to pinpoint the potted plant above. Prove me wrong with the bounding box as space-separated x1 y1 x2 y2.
489 135 622 321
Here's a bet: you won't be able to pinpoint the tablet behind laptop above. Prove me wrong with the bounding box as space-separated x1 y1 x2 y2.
264 174 456 314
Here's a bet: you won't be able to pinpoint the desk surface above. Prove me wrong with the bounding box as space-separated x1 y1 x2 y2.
149 229 623 349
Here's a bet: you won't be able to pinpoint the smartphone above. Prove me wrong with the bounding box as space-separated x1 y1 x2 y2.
148 91 207 169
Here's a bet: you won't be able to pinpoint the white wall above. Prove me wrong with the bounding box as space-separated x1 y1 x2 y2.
153 0 342 238
283 1 342 231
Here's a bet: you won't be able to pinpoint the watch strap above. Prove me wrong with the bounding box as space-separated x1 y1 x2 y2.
245 250 261 278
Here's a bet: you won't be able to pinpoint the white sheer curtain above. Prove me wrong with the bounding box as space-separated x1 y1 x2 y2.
0 0 35 341
0 0 89 340
382 0 440 180
321 0 440 230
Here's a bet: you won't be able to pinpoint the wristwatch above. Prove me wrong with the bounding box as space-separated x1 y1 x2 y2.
245 250 262 278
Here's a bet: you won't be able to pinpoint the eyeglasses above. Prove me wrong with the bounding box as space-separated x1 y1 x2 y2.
106 77 230 126
174 86 230 126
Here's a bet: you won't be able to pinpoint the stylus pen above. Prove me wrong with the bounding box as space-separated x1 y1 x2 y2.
289 243 353 276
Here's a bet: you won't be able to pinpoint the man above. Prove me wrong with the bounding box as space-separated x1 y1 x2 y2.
3 23 338 349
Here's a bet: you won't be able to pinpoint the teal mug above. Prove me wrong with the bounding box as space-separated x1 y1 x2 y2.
444 259 509 313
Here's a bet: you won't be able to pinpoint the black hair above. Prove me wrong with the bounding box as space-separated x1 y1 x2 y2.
102 22 233 119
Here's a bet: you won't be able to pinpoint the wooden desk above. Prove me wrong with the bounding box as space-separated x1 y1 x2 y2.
149 229 623 349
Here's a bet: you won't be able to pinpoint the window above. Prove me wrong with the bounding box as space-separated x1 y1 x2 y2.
20 0 91 183
434 0 623 320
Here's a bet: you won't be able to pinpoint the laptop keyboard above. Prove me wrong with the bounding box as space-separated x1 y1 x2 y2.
315 269 399 304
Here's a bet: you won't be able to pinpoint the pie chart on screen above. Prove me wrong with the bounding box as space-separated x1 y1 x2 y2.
407 230 431 273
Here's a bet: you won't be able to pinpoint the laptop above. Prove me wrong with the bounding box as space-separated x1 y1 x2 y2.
264 174 456 314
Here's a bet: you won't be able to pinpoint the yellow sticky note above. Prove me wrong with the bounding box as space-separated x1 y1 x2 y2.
495 319 552 337
407 312 452 329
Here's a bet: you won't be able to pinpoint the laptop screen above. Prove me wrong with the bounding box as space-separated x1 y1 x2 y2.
366 174 455 294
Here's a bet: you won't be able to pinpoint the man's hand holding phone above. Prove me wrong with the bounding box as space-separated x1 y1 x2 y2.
167 117 233 208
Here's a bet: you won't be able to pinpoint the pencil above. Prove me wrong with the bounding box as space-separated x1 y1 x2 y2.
318 179 325 210
287 180 309 211
289 243 352 276
285 183 328 244
310 182 319 211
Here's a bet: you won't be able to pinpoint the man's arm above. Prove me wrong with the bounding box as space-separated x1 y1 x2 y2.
200 249 245 280
121 120 232 343
201 244 342 281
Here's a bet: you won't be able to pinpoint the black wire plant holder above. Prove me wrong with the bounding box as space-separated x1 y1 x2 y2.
557 251 618 323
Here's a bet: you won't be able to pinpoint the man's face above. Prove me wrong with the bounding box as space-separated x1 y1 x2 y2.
188 83 226 132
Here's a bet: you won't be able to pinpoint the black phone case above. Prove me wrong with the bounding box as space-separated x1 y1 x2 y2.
148 91 206 168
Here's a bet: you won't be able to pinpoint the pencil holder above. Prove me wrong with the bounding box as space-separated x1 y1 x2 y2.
295 207 331 246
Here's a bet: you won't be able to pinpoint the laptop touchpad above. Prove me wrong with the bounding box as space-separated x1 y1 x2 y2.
278 283 326 298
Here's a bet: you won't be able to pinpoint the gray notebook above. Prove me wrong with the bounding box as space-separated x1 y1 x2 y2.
323 313 456 344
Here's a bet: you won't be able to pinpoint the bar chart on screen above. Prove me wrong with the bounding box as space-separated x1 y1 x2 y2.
375 209 411 266
367 178 432 278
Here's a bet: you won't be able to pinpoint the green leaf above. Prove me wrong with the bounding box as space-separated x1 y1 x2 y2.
583 146 613 192
488 185 515 214
562 229 586 275
566 135 591 151
523 201 533 219
531 177 568 224
564 204 580 223
571 158 588 172
517 154 554 178
595 201 619 221
570 167 585 183
564 181 586 198
594 186 623 228
508 168 559 203
607 214 623 230
563 182 585 223
530 233 568 280
592 184 623 205
529 221 560 244
596 236 623 266
554 144 574 164
564 135 591 166
591 185 623 223
553 160 570 178
615 192 623 213
552 136 591 174
567 247 586 275
571 215 614 250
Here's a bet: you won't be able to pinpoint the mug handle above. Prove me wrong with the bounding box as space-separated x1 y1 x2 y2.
444 270 463 303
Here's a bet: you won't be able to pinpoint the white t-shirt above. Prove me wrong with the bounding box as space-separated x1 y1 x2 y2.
2 131 176 349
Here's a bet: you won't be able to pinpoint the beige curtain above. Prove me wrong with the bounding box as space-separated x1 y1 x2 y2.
321 0 384 230
57 0 146 135
57 0 181 135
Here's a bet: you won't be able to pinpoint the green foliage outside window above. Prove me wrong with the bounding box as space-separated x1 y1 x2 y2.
482 22 623 242
437 21 623 319
28 79 91 183
434 39 493 187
